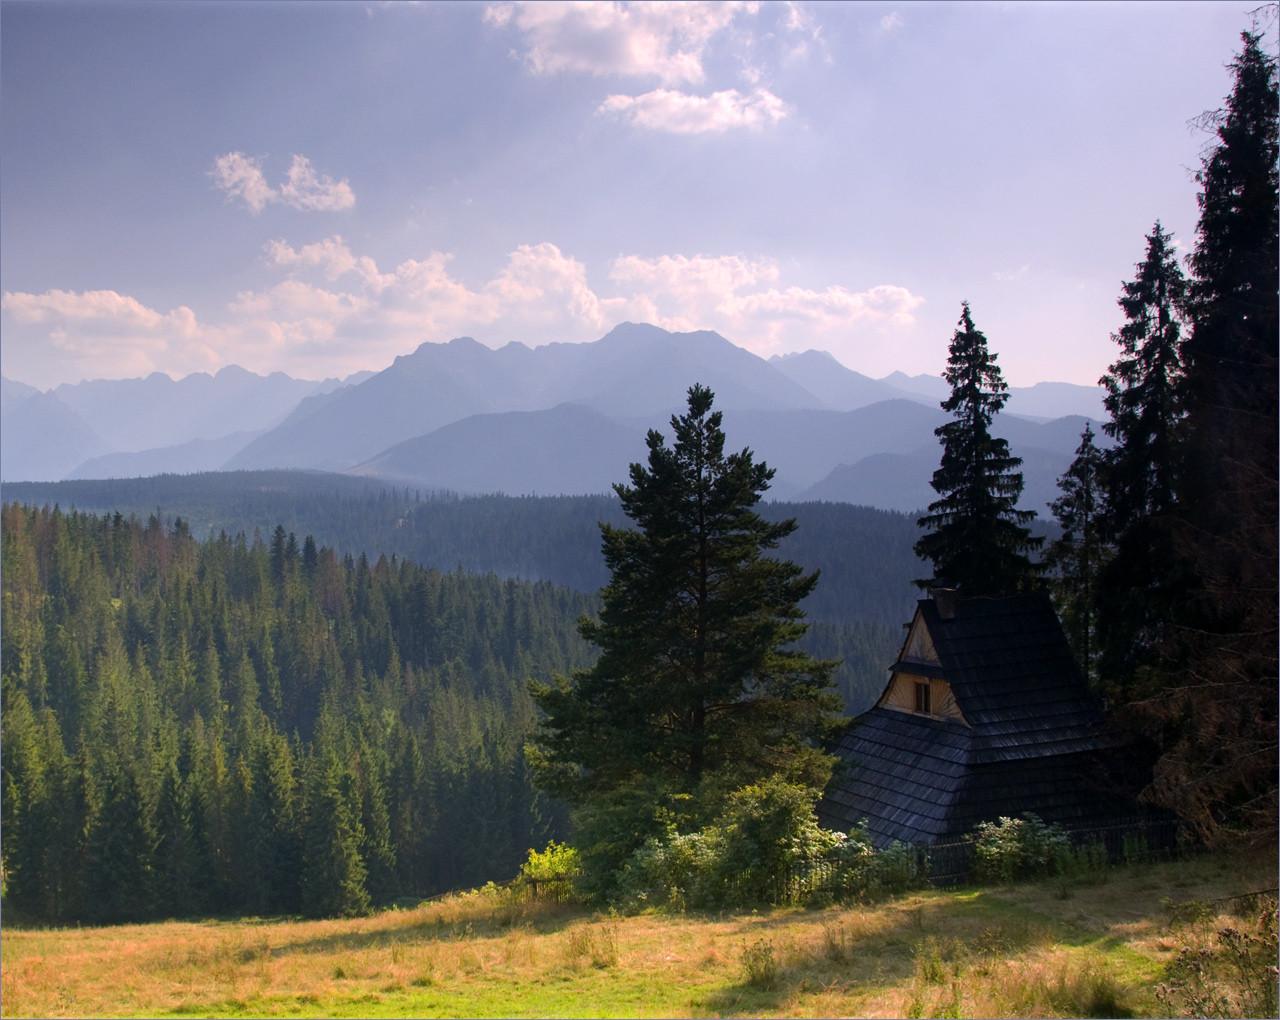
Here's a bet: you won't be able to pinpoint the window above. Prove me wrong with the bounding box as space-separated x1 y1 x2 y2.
914 681 931 714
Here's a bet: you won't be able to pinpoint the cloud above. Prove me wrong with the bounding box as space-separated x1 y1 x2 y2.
3 238 924 383
265 236 390 287
229 239 610 368
212 152 355 213
993 265 1030 282
484 0 752 85
277 156 357 212
210 152 276 213
598 86 786 133
1 289 229 383
880 11 903 32
607 253 924 354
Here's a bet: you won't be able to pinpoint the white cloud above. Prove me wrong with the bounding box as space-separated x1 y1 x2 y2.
880 11 904 32
606 253 924 356
3 239 924 383
779 1 823 62
265 236 390 288
210 152 276 213
277 155 357 212
484 1 753 85
598 86 786 133
229 239 610 369
993 265 1030 282
1 289 229 382
211 152 355 214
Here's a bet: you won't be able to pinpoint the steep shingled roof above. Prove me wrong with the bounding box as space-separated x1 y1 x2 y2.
918 592 1104 762
819 592 1129 847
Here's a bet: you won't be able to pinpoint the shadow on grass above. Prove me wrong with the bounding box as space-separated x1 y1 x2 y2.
696 981 786 1018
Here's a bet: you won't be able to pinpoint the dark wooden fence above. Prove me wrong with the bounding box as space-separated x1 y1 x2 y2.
926 814 1184 887
775 815 1184 900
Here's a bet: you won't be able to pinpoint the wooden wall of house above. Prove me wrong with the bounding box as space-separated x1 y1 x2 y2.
878 671 967 724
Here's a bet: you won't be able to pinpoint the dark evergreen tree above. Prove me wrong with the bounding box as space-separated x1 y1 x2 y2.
300 755 370 918
1044 424 1109 686
915 303 1042 594
83 763 157 923
154 760 200 917
529 384 839 887
1093 222 1188 687
1156 29 1278 840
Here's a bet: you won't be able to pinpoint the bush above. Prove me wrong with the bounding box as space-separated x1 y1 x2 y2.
515 841 581 902
614 781 929 909
971 814 1071 884
617 776 829 908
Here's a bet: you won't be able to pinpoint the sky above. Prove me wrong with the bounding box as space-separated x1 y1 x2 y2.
0 1 1263 390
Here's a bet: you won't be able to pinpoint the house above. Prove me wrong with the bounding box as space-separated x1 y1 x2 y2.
818 590 1133 847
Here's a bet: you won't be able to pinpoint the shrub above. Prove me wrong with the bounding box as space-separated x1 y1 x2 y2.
516 841 581 902
971 814 1071 883
616 776 833 908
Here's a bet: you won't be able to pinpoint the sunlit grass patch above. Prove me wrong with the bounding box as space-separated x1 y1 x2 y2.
1 849 1275 1019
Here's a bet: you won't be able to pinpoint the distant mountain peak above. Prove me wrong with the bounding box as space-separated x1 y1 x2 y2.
769 349 841 364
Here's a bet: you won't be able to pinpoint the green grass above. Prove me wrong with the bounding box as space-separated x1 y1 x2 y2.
3 849 1275 1019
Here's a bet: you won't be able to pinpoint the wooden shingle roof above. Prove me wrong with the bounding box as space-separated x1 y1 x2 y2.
918 593 1103 762
819 592 1130 846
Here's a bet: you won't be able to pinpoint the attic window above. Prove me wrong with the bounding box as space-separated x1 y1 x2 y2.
915 681 932 714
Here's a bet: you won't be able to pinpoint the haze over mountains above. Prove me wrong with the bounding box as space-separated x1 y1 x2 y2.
2 323 1107 514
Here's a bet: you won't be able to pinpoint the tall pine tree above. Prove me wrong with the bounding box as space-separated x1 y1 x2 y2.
1156 29 1278 841
1045 424 1108 686
915 302 1041 595
1094 222 1188 687
529 384 839 890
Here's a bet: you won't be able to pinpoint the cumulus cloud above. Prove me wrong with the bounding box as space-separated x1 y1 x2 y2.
484 0 751 84
880 11 904 32
606 253 924 354
1 289 229 383
598 86 786 133
212 152 355 213
229 239 611 369
3 238 924 383
265 236 390 287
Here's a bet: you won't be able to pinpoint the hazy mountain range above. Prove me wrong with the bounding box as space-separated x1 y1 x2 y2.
1 322 1108 513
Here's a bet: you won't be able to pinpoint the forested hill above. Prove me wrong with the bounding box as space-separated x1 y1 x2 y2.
2 472 929 630
0 502 901 923
0 503 598 922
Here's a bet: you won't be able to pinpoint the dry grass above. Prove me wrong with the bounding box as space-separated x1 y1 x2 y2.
1 849 1274 1019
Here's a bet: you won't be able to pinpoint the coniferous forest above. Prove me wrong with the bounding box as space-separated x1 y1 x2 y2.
0 505 604 922
0 500 902 923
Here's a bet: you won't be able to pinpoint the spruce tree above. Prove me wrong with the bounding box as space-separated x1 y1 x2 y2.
1044 424 1108 686
300 755 370 918
529 384 839 888
1095 222 1189 686
84 763 157 923
1158 29 1278 840
914 302 1042 594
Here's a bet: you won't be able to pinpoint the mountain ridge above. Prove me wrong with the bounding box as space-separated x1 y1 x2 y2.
2 324 1108 515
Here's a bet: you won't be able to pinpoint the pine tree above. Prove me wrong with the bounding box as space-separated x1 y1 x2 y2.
1094 222 1189 686
529 384 839 888
1154 29 1278 840
915 303 1042 594
1044 424 1108 686
84 763 157 923
300 754 370 918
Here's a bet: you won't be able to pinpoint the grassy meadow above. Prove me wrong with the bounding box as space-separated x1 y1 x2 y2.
2 850 1275 1020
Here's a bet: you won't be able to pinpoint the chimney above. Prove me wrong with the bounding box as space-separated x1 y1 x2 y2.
929 587 958 620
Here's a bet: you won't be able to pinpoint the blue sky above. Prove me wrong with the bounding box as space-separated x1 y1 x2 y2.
0 1 1258 389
